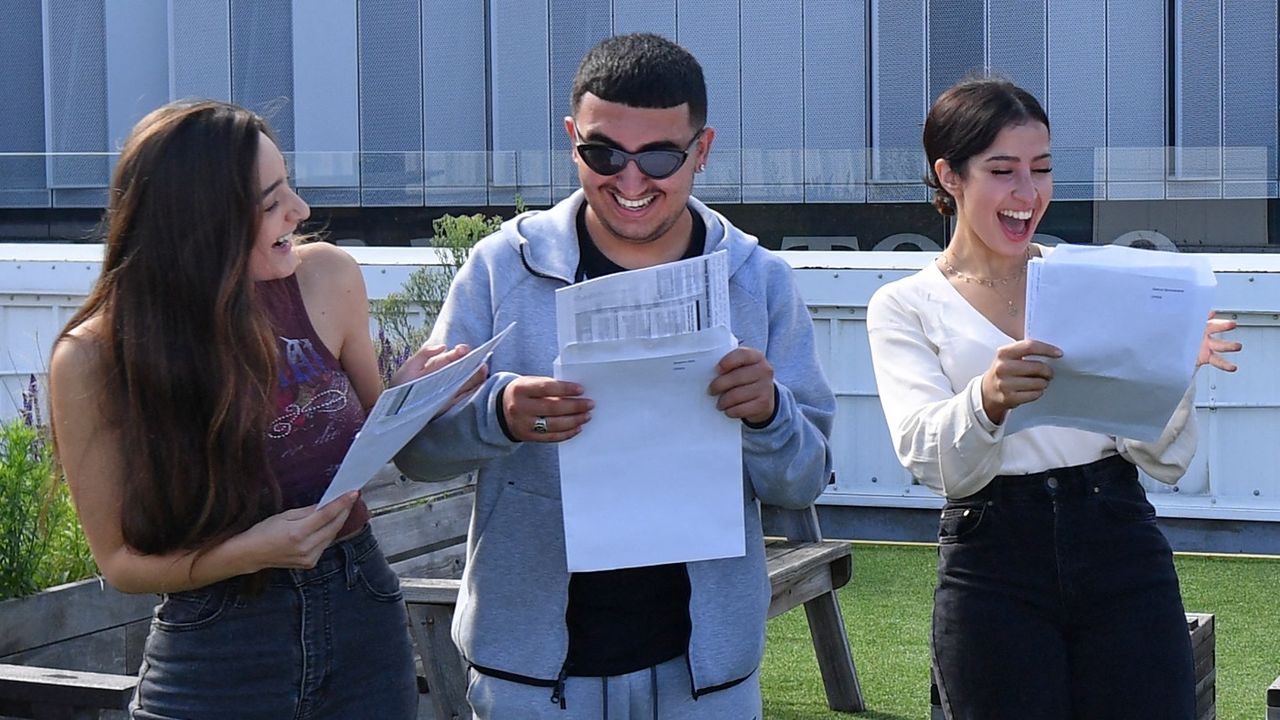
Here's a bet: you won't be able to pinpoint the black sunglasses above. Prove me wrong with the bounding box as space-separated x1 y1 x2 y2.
574 128 704 180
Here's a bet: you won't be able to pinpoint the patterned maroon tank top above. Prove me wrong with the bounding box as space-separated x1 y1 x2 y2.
258 273 369 533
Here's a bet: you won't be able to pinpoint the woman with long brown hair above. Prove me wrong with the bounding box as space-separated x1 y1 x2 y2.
49 100 468 719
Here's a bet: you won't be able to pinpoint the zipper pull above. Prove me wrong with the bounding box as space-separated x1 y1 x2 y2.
549 666 568 709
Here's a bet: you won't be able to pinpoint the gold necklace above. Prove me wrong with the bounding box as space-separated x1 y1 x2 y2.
938 247 1032 317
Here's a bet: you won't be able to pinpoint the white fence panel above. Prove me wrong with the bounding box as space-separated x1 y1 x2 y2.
4 244 1279 522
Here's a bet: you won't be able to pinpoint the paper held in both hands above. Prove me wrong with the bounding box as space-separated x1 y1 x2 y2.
554 250 745 573
1007 244 1215 443
316 323 515 507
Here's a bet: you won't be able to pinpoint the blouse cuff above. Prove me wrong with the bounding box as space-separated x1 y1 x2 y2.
967 375 1001 436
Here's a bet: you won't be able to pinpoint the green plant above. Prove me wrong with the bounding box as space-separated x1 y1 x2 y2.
372 199 527 384
0 402 96 600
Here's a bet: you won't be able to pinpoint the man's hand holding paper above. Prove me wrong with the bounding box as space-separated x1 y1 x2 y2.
500 376 592 443
710 345 776 425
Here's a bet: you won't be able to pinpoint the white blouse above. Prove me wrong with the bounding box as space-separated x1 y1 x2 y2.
865 259 1198 499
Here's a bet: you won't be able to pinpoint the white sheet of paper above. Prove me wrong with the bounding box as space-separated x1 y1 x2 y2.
554 325 744 572
554 249 730 353
317 322 515 506
1007 244 1214 441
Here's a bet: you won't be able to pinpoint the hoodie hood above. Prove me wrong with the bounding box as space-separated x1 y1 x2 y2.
503 190 760 283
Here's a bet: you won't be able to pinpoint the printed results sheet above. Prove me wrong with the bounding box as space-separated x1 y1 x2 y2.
1008 244 1214 442
317 323 514 506
553 251 745 572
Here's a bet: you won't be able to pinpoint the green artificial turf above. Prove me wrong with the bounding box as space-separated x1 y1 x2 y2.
761 543 1279 720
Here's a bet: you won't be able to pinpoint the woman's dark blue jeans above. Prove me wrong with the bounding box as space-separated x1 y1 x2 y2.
130 524 418 720
931 454 1195 720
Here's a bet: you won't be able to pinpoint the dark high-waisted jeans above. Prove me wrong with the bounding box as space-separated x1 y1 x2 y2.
932 454 1195 720
130 524 418 720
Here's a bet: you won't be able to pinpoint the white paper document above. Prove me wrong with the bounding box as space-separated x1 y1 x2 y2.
555 325 744 572
555 249 730 352
1007 244 1214 442
317 323 514 507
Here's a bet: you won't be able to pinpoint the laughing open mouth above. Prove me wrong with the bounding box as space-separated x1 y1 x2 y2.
998 209 1032 235
613 193 654 210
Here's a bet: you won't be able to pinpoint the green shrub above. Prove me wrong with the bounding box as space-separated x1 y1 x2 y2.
372 200 526 384
0 408 96 600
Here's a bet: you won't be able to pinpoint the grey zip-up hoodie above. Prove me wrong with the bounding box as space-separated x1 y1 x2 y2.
395 190 835 698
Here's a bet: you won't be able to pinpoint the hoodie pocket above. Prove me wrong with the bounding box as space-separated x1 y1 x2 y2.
462 483 569 674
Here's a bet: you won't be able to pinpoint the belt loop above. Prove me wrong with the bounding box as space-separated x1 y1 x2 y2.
341 539 357 590
650 664 658 720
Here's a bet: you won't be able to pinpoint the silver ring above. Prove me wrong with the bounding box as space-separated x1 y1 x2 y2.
532 416 549 434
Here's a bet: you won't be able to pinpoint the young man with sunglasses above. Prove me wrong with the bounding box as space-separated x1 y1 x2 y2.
397 32 834 719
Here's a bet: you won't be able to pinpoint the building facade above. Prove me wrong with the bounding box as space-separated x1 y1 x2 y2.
1 0 1278 249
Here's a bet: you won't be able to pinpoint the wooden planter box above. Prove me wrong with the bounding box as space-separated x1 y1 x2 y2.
1267 675 1280 720
1187 612 1215 720
0 577 154 719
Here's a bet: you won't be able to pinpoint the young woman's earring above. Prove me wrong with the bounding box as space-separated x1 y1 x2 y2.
696 163 706 174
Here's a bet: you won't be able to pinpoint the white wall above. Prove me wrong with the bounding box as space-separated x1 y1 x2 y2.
4 244 1278 522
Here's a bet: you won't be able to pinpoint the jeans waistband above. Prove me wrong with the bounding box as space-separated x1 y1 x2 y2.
275 522 378 586
166 523 379 600
976 454 1135 500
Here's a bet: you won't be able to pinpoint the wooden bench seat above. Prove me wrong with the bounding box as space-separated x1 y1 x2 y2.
0 467 864 719
0 664 136 720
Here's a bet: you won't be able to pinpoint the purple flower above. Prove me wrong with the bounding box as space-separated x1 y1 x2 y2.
19 374 40 428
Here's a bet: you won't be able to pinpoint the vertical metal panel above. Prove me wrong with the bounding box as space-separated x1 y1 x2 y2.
550 0 611 197
1105 0 1165 200
1210 408 1280 504
490 0 552 205
292 0 358 190
803 0 865 202
0 0 47 198
104 0 168 155
817 312 915 497
358 0 424 205
424 0 488 205
1047 0 1106 200
614 0 676 37
1 304 61 389
1222 0 1278 197
678 0 742 203
170 0 231 101
44 0 109 192
1170 0 1222 197
926 0 983 103
741 0 802 202
1203 317 1280 503
986 0 1046 102
870 0 927 201
230 0 294 150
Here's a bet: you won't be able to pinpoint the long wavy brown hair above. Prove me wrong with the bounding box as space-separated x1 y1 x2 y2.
54 100 281 555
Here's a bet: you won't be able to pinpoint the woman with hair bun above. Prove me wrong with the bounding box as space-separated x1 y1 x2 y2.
49 100 476 719
866 77 1238 719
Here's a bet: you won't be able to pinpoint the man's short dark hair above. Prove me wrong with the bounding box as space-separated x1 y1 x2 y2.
571 33 707 128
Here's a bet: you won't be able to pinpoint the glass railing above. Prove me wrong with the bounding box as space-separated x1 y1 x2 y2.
1 146 1275 205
